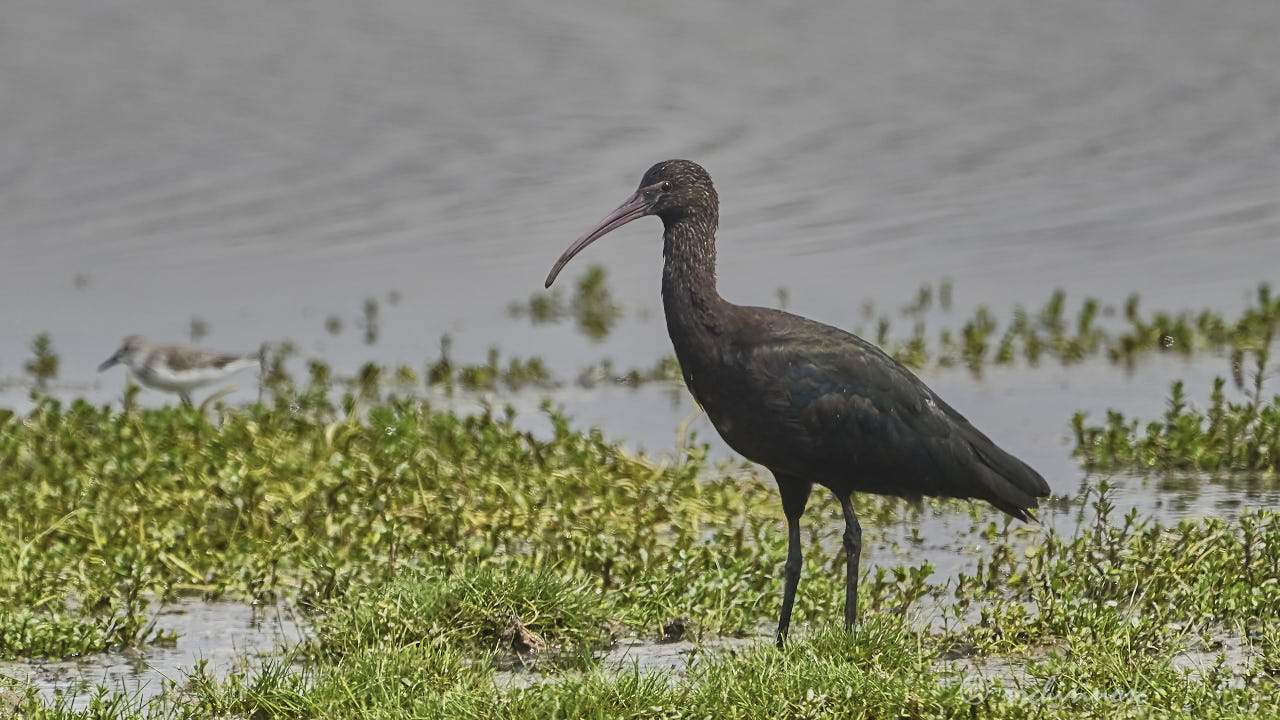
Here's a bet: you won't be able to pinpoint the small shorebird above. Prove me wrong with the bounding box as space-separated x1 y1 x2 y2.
98 335 261 406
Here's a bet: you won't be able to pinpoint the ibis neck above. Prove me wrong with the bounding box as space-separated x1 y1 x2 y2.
660 213 722 314
661 213 729 365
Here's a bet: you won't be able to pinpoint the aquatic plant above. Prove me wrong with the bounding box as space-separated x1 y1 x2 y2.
954 482 1280 653
361 297 380 345
16 489 1280 717
424 336 558 393
1072 340 1280 472
22 334 59 391
510 276 1280 375
188 317 208 343
869 282 1280 373
0 394 866 659
509 265 623 341
575 354 682 389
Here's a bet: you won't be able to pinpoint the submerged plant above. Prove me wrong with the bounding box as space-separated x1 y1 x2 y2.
189 316 209 342
424 338 558 393
22 334 59 391
1073 340 1280 472
509 264 622 341
361 297 380 345
572 266 623 341
855 282 1280 375
509 289 568 324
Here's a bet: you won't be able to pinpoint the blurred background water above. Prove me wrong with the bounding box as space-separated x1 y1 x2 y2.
3 0 1277 384
3 0 1277 467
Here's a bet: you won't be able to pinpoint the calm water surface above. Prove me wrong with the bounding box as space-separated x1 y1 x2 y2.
0 599 302 709
2 0 1277 396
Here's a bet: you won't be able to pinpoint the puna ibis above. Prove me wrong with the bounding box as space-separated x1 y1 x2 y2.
545 159 1050 644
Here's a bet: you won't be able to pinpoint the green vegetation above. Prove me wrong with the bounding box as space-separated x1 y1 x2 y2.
1073 378 1280 473
575 354 682 389
1 388 1278 717
23 334 59 390
509 264 623 341
1073 339 1279 472
262 276 1280 402
865 282 1280 374
362 297 381 345
423 336 558 394
3 279 1280 717
956 481 1280 650
0 392 813 660
510 275 1280 386
187 317 208 343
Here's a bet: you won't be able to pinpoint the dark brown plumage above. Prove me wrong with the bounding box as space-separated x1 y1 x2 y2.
546 159 1050 644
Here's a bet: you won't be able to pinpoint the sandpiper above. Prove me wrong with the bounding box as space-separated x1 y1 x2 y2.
98 335 261 406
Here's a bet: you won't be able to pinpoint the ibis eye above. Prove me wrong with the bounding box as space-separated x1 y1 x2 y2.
660 181 672 192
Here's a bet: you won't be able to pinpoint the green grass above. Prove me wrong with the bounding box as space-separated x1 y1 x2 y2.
356 278 1280 395
0 391 911 660
955 483 1280 653
309 564 609 662
13 611 1279 718
5 281 1280 717
3 391 1278 717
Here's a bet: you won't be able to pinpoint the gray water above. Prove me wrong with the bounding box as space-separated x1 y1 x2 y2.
0 599 302 709
2 0 1278 399
2 0 1279 707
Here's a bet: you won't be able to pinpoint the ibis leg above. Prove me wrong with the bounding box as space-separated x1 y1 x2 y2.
839 494 862 630
179 391 193 407
775 476 812 646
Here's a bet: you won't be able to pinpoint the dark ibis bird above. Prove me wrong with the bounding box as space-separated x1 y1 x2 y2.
545 160 1050 644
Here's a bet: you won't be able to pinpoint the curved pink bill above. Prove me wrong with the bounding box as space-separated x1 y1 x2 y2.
545 190 653 288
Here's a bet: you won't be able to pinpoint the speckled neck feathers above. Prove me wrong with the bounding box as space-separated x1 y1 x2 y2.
661 212 720 311
660 209 728 374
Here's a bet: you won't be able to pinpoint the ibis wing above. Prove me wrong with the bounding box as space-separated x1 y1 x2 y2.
737 310 1048 518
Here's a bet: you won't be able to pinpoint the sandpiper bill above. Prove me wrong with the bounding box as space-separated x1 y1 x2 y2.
98 335 261 406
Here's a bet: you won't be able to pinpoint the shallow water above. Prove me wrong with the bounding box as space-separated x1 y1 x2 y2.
493 626 1262 697
0 598 303 709
2 0 1279 706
